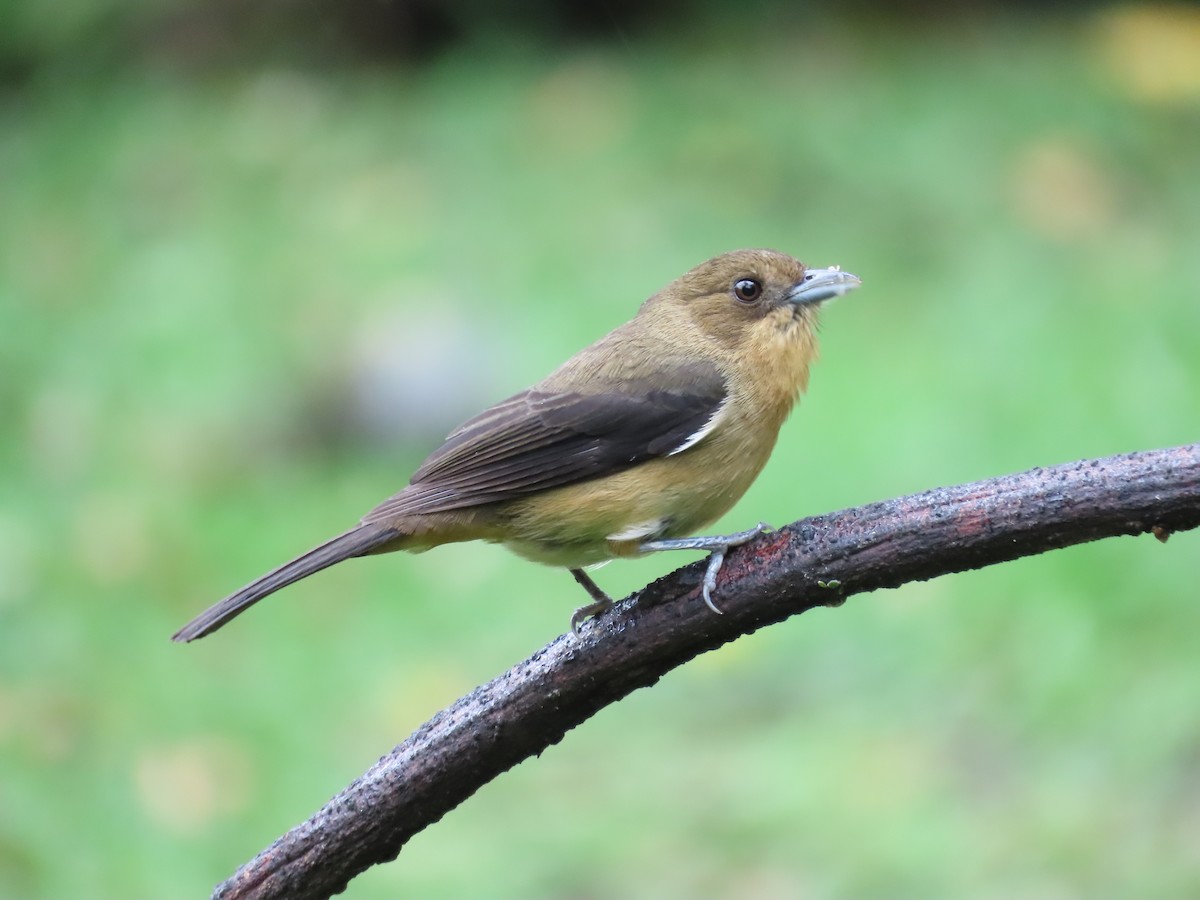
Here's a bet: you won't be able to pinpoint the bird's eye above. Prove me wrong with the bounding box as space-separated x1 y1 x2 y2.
733 278 763 304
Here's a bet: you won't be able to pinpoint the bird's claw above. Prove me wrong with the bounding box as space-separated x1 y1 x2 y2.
570 598 613 636
699 522 773 615
569 568 616 636
702 550 727 614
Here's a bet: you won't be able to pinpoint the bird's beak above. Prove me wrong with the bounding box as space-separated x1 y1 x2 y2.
787 266 862 307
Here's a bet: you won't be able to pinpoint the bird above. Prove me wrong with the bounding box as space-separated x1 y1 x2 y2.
172 249 860 642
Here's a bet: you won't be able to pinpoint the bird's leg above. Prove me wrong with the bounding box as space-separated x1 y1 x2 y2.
638 523 772 615
569 568 614 636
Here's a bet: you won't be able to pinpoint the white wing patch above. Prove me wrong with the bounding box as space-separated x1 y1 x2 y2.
667 399 728 456
607 519 667 542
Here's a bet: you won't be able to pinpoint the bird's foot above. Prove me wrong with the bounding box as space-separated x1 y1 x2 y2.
569 568 614 636
639 522 773 615
570 598 613 636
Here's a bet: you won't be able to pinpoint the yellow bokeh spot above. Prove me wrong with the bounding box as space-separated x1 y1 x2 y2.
1094 4 1200 103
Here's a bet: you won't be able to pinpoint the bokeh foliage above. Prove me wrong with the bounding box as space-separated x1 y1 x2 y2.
2 4 1199 898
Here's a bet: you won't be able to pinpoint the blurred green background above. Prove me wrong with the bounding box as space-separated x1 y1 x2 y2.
2 1 1199 897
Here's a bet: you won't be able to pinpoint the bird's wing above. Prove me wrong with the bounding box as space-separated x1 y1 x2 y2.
363 362 727 520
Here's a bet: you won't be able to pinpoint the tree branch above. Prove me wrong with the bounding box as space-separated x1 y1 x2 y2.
213 443 1200 900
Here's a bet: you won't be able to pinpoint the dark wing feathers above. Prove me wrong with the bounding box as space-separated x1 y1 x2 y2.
363 368 727 522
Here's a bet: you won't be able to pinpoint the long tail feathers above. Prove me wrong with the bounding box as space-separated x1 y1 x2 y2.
172 523 400 642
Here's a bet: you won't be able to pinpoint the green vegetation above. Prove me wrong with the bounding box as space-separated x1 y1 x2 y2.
2 10 1198 898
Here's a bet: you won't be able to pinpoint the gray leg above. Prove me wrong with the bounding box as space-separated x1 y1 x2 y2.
569 568 614 636
638 523 771 614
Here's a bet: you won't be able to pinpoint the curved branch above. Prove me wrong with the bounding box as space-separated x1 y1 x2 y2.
213 443 1200 900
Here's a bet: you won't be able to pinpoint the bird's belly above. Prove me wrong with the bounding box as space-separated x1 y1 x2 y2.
495 437 772 569
500 536 615 569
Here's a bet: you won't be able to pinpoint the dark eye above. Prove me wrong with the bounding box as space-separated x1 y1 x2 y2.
733 278 762 303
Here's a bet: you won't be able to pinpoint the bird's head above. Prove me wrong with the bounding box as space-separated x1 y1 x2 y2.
643 249 861 354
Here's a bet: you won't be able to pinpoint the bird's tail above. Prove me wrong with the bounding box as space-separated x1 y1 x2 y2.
171 522 401 642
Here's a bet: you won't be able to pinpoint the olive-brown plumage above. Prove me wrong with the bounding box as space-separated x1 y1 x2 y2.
173 249 860 641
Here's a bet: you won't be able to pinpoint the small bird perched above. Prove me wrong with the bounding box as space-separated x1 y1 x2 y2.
173 249 860 642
